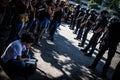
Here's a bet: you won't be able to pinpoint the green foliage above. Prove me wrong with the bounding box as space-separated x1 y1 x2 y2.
87 0 99 9
104 0 120 18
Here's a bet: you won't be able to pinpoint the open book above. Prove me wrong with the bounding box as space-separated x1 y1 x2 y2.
26 59 37 65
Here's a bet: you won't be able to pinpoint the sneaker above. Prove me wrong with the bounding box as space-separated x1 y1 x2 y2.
81 49 87 53
73 32 76 34
78 43 84 47
74 37 79 40
85 53 92 57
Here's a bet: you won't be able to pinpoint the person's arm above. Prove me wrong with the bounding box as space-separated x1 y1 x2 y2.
17 56 29 62
15 42 29 62
22 47 30 57
89 19 95 25
77 16 83 20
17 46 30 62
94 27 102 33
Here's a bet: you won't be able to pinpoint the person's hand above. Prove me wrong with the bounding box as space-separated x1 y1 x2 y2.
24 58 29 61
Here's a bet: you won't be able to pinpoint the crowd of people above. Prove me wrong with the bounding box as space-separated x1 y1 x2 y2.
0 0 120 80
0 0 65 79
68 4 120 80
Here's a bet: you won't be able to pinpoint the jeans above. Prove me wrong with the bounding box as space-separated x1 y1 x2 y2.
49 21 60 40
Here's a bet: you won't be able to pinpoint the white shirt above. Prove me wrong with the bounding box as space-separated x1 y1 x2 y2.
1 40 26 63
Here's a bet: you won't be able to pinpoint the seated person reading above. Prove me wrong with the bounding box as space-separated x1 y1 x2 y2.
1 32 35 76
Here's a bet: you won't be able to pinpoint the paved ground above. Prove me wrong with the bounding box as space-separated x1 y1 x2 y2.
28 23 120 80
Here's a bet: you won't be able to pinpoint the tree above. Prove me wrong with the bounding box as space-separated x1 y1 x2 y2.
101 0 120 17
87 0 98 9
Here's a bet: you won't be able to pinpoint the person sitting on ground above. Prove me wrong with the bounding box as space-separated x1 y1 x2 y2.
1 32 35 76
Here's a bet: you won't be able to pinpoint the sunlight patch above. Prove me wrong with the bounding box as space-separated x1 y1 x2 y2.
53 53 71 63
36 54 64 78
31 47 40 53
81 66 91 74
62 64 73 76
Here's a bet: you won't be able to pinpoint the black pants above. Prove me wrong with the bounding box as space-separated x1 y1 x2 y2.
84 33 101 54
69 15 74 28
70 17 77 30
76 26 84 39
74 20 81 34
91 41 118 74
81 26 91 46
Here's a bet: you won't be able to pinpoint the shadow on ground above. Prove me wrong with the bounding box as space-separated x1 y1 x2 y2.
30 25 114 80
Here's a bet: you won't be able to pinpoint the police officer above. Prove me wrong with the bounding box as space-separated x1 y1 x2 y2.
70 5 80 30
78 9 97 47
81 10 108 57
88 16 120 78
